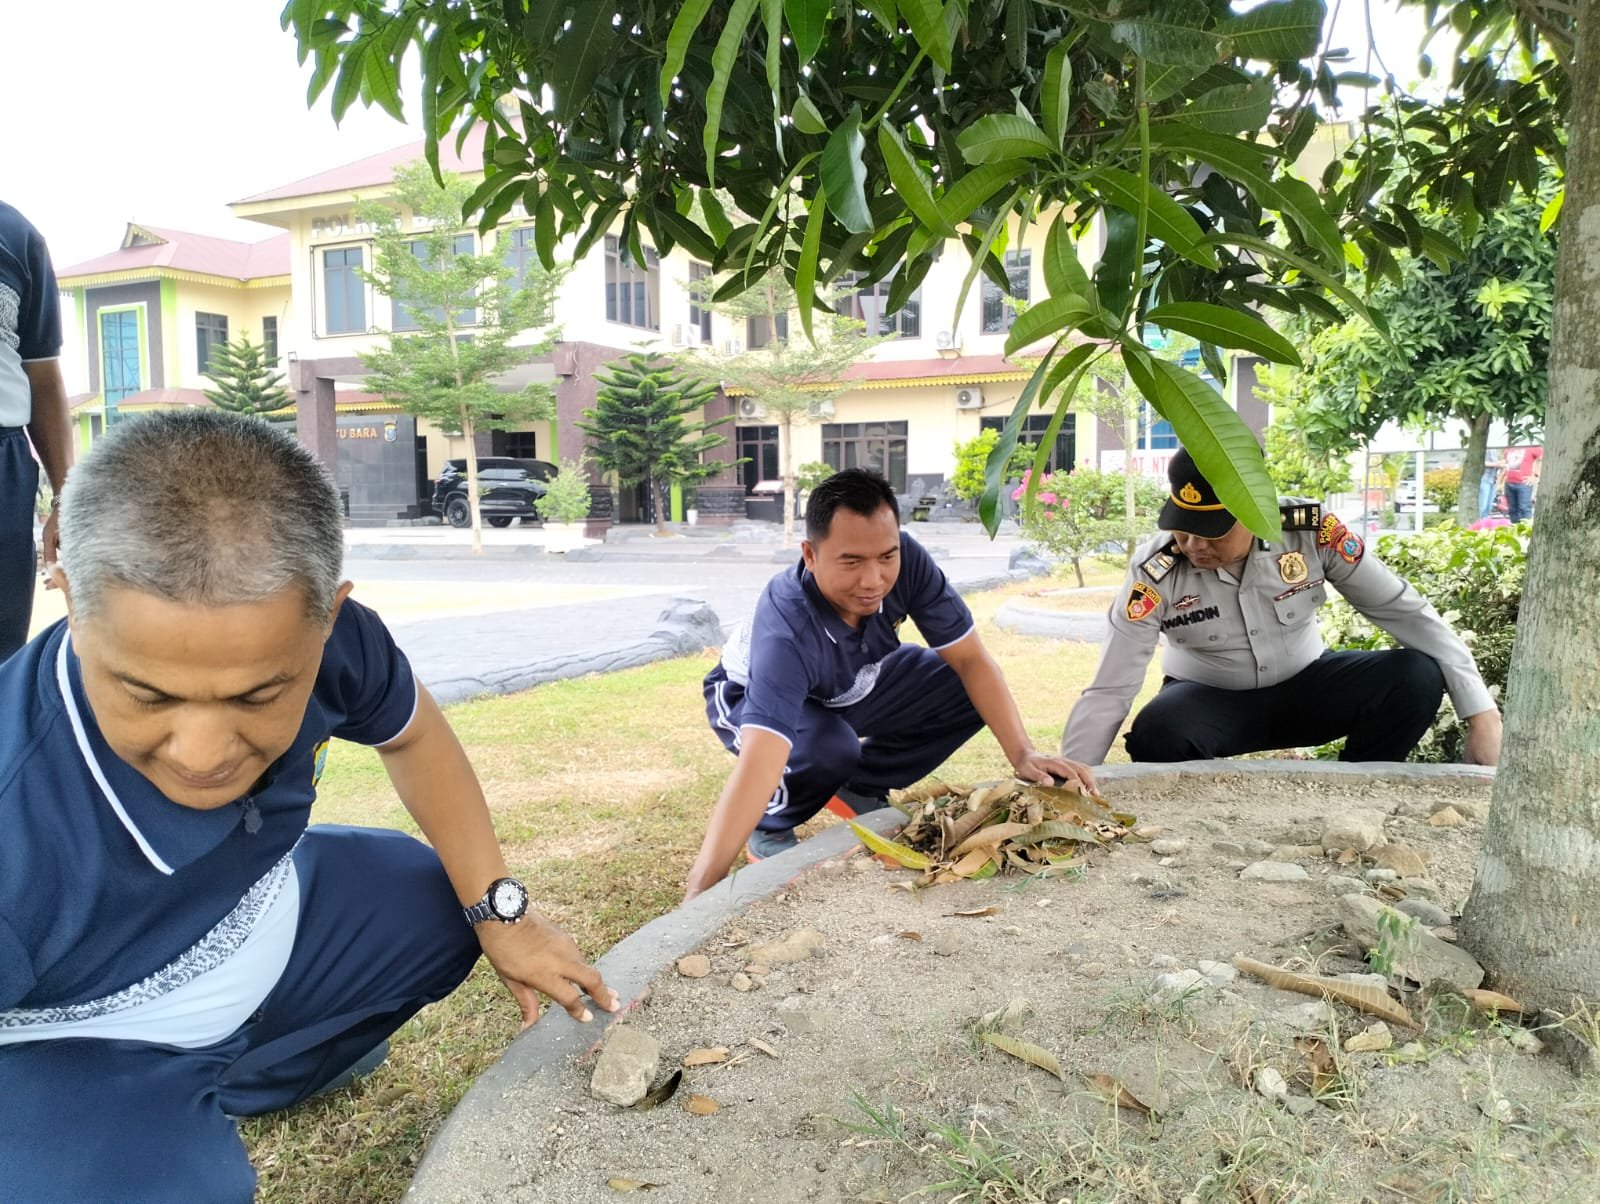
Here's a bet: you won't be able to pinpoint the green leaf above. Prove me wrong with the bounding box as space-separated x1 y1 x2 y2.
330 41 368 120
1272 175 1346 270
1111 3 1220 71
1144 302 1301 366
791 94 828 135
1217 0 1327 62
363 49 405 122
1005 0 1030 72
795 185 827 346
1205 230 1391 343
1418 227 1466 270
1042 212 1093 300
1123 347 1282 540
1087 167 1216 269
699 190 732 245
821 107 873 234
535 190 558 270
1093 206 1139 321
1177 79 1274 134
551 2 617 124
898 0 955 73
956 113 1058 165
1539 188 1564 233
704 0 762 184
878 124 955 237
1042 39 1073 148
1004 294 1092 356
847 821 932 869
937 161 1026 227
661 0 716 106
654 209 720 262
785 0 829 66
953 188 1024 343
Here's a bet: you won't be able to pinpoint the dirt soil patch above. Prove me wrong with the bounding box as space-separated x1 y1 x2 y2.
516 772 1600 1203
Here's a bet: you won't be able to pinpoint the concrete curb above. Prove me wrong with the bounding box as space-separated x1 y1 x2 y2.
405 759 1494 1199
405 807 908 1201
993 598 1109 641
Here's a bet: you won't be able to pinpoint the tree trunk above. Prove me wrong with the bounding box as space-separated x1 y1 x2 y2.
1458 411 1492 527
780 412 795 547
1459 2 1600 1009
654 474 668 534
461 413 484 556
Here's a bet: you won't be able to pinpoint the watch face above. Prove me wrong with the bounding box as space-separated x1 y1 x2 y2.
491 878 527 919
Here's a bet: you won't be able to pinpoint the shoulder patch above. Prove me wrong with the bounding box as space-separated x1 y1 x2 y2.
1317 512 1348 547
1280 500 1322 531
1141 542 1178 582
1126 582 1162 622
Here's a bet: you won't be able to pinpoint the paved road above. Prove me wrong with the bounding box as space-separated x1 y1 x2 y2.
346 520 1036 703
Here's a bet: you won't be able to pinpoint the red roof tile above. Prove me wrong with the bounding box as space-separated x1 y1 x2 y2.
55 226 289 282
233 126 488 205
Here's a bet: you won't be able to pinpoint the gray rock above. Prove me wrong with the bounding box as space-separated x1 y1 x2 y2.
1284 1094 1317 1117
1277 1001 1336 1031
1398 877 1442 900
931 930 962 957
1198 959 1238 986
1239 838 1277 857
1212 840 1248 857
1394 898 1452 928
1365 868 1399 884
1337 894 1484 990
1009 547 1052 574
1150 838 1189 856
1321 809 1388 852
1195 818 1230 836
777 999 834 1035
1328 876 1370 896
1149 953 1184 971
1336 971 1390 990
590 1026 662 1107
1239 860 1310 883
1253 1066 1289 1101
1272 844 1325 862
1150 969 1207 1005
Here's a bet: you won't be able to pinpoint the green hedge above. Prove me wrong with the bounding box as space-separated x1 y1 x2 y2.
1318 523 1527 762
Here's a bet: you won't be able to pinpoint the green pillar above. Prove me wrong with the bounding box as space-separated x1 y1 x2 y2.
670 482 684 522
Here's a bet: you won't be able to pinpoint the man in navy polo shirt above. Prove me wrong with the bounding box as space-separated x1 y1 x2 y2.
0 411 617 1202
686 468 1096 899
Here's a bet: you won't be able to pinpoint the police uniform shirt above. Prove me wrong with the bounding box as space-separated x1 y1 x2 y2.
711 530 975 747
1060 507 1495 764
0 600 417 1048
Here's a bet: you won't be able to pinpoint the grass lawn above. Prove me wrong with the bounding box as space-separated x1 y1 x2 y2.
244 566 1156 1203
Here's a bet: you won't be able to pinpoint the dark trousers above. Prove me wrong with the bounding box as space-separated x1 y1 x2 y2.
1124 648 1446 763
0 826 482 1203
0 428 38 661
706 645 986 831
1505 480 1535 522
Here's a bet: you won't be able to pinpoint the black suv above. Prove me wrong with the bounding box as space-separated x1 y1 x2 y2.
430 458 557 527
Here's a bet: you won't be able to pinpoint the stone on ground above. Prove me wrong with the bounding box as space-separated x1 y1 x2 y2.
1337 894 1484 990
748 928 825 965
590 1026 662 1107
1321 809 1388 852
1240 860 1309 882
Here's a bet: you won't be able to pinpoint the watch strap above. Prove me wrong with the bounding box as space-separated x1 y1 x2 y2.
462 896 496 926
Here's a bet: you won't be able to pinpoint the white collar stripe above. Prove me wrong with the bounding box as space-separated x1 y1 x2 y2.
55 635 175 876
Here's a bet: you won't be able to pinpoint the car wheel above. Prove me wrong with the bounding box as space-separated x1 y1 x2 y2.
445 496 472 528
488 516 514 528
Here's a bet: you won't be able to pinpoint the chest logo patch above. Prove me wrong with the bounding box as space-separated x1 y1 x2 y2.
312 739 330 787
1278 552 1309 584
1126 582 1162 622
1175 594 1200 611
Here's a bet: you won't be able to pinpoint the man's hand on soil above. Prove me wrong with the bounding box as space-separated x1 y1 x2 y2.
476 911 621 1029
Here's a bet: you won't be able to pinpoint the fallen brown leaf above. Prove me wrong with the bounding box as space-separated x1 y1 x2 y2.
633 1069 683 1111
896 930 923 941
682 1047 729 1067
1085 1072 1158 1116
951 821 1033 857
950 906 1000 918
606 1177 662 1192
747 1037 778 1058
980 1031 1066 1081
1233 956 1420 1030
1294 1035 1339 1095
1463 988 1527 1014
684 1094 719 1116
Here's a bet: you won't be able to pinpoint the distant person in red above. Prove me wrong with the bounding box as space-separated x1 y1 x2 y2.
1503 445 1543 522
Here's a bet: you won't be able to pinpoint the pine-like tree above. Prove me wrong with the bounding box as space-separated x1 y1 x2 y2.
201 335 291 417
578 354 729 533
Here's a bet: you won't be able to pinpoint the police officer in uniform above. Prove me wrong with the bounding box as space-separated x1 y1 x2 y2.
1060 447 1503 767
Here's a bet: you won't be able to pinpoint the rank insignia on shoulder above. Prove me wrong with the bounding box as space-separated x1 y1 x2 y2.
1278 551 1309 584
1126 581 1161 622
1141 544 1178 582
1280 501 1322 531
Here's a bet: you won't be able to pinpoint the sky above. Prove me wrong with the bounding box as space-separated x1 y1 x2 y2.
2 0 1428 274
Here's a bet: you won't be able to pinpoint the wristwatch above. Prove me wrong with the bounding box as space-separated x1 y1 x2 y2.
463 876 529 926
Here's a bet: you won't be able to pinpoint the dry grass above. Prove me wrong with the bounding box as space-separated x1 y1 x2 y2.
243 567 1159 1202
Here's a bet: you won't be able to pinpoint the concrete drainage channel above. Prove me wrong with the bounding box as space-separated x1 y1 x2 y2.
992 585 1115 641
405 758 1496 1201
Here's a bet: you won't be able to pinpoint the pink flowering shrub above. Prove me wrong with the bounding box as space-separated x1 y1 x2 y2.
1015 466 1164 586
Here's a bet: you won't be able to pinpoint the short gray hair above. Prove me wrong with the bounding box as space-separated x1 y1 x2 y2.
60 410 345 622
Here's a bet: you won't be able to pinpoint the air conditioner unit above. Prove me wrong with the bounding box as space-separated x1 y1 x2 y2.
670 324 686 347
935 329 959 350
954 387 984 410
737 397 766 420
683 325 701 346
811 398 836 419
723 337 744 355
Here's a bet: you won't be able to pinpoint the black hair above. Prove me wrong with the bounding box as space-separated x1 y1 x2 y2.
804 468 899 542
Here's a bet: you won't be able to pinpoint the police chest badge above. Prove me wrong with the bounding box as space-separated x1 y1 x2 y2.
1277 551 1309 584
1126 582 1161 622
312 739 330 787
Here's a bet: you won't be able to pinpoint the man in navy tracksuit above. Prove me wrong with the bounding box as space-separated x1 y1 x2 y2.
0 411 617 1201
687 468 1095 898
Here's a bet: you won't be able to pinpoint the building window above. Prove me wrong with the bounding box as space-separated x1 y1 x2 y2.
835 272 920 338
604 235 659 330
323 246 366 334
100 309 140 403
735 425 780 493
394 234 476 331
196 312 228 375
1138 402 1178 450
261 316 278 363
687 261 713 344
822 420 909 492
980 413 1077 474
502 227 553 322
502 431 539 459
980 250 1032 333
746 312 789 350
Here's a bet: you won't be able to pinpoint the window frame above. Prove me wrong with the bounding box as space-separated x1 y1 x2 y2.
604 235 661 331
821 420 910 492
687 261 713 344
322 244 368 335
980 250 1032 334
835 272 921 339
261 315 278 363
195 311 229 375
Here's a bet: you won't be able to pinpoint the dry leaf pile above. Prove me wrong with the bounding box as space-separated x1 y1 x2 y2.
849 779 1136 885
